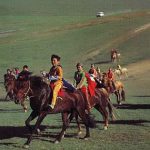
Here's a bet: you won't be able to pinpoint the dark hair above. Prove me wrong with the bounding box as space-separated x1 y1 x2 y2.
51 54 61 61
7 69 10 72
23 65 28 69
76 63 83 67
89 69 94 74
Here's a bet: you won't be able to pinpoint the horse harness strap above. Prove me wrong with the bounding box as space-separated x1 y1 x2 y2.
24 81 32 98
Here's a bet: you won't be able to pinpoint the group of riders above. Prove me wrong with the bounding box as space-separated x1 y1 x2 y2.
4 54 119 114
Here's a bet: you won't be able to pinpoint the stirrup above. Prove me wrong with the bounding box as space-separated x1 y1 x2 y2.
48 104 54 109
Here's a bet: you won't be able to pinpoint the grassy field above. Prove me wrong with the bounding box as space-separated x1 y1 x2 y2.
0 0 150 150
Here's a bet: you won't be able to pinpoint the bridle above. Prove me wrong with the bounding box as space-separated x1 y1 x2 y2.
23 80 33 98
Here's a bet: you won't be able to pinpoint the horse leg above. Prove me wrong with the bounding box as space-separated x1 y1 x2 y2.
77 109 96 139
5 93 8 101
75 112 82 135
68 111 82 136
114 91 120 105
77 111 90 139
25 110 39 132
55 112 69 143
23 112 47 149
121 89 126 101
94 105 109 130
107 98 115 121
21 99 28 112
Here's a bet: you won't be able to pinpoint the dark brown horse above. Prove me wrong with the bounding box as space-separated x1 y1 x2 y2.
14 76 96 148
4 77 28 112
4 74 16 100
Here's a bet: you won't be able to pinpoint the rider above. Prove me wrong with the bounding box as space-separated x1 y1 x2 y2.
89 64 97 77
74 63 91 113
18 65 32 81
48 54 63 109
107 68 116 92
4 69 14 86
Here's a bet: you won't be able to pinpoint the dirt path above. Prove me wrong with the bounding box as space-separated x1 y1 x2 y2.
126 59 150 78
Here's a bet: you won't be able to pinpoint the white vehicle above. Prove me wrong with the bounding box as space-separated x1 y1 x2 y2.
96 12 104 17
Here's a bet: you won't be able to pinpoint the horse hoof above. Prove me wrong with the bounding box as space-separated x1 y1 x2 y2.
24 109 27 113
23 144 30 149
84 137 89 141
78 131 82 135
37 128 41 134
104 126 108 130
54 140 59 144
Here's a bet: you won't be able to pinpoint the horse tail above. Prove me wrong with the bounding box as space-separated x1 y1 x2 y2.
107 98 116 120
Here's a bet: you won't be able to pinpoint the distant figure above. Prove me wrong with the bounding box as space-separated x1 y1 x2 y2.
12 67 20 79
114 65 128 80
96 67 102 80
107 68 116 92
111 48 121 62
4 69 15 87
18 65 32 81
89 64 97 77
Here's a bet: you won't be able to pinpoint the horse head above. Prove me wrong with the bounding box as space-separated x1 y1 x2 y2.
14 79 31 104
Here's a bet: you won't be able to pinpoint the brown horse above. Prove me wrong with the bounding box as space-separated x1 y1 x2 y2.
4 77 28 112
4 74 16 100
102 77 125 105
67 87 116 136
14 76 97 148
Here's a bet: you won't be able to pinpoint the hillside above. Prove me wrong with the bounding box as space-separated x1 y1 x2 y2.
0 1 150 150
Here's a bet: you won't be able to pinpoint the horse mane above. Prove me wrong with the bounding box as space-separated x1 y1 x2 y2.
30 76 45 88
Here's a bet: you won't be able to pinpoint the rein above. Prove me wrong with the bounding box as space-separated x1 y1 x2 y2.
24 80 33 98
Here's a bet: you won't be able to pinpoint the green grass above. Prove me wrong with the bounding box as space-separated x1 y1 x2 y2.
0 0 150 150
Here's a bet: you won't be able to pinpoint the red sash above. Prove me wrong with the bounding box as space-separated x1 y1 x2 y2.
85 73 96 96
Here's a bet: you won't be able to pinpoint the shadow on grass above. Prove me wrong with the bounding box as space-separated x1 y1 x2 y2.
0 98 11 102
114 104 150 109
94 60 111 65
0 125 79 141
132 95 150 98
0 108 23 113
96 119 150 126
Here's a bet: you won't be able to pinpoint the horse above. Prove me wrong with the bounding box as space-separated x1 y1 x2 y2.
4 74 16 100
14 76 97 148
114 68 128 80
4 77 28 112
111 52 121 63
40 71 115 132
101 77 125 105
